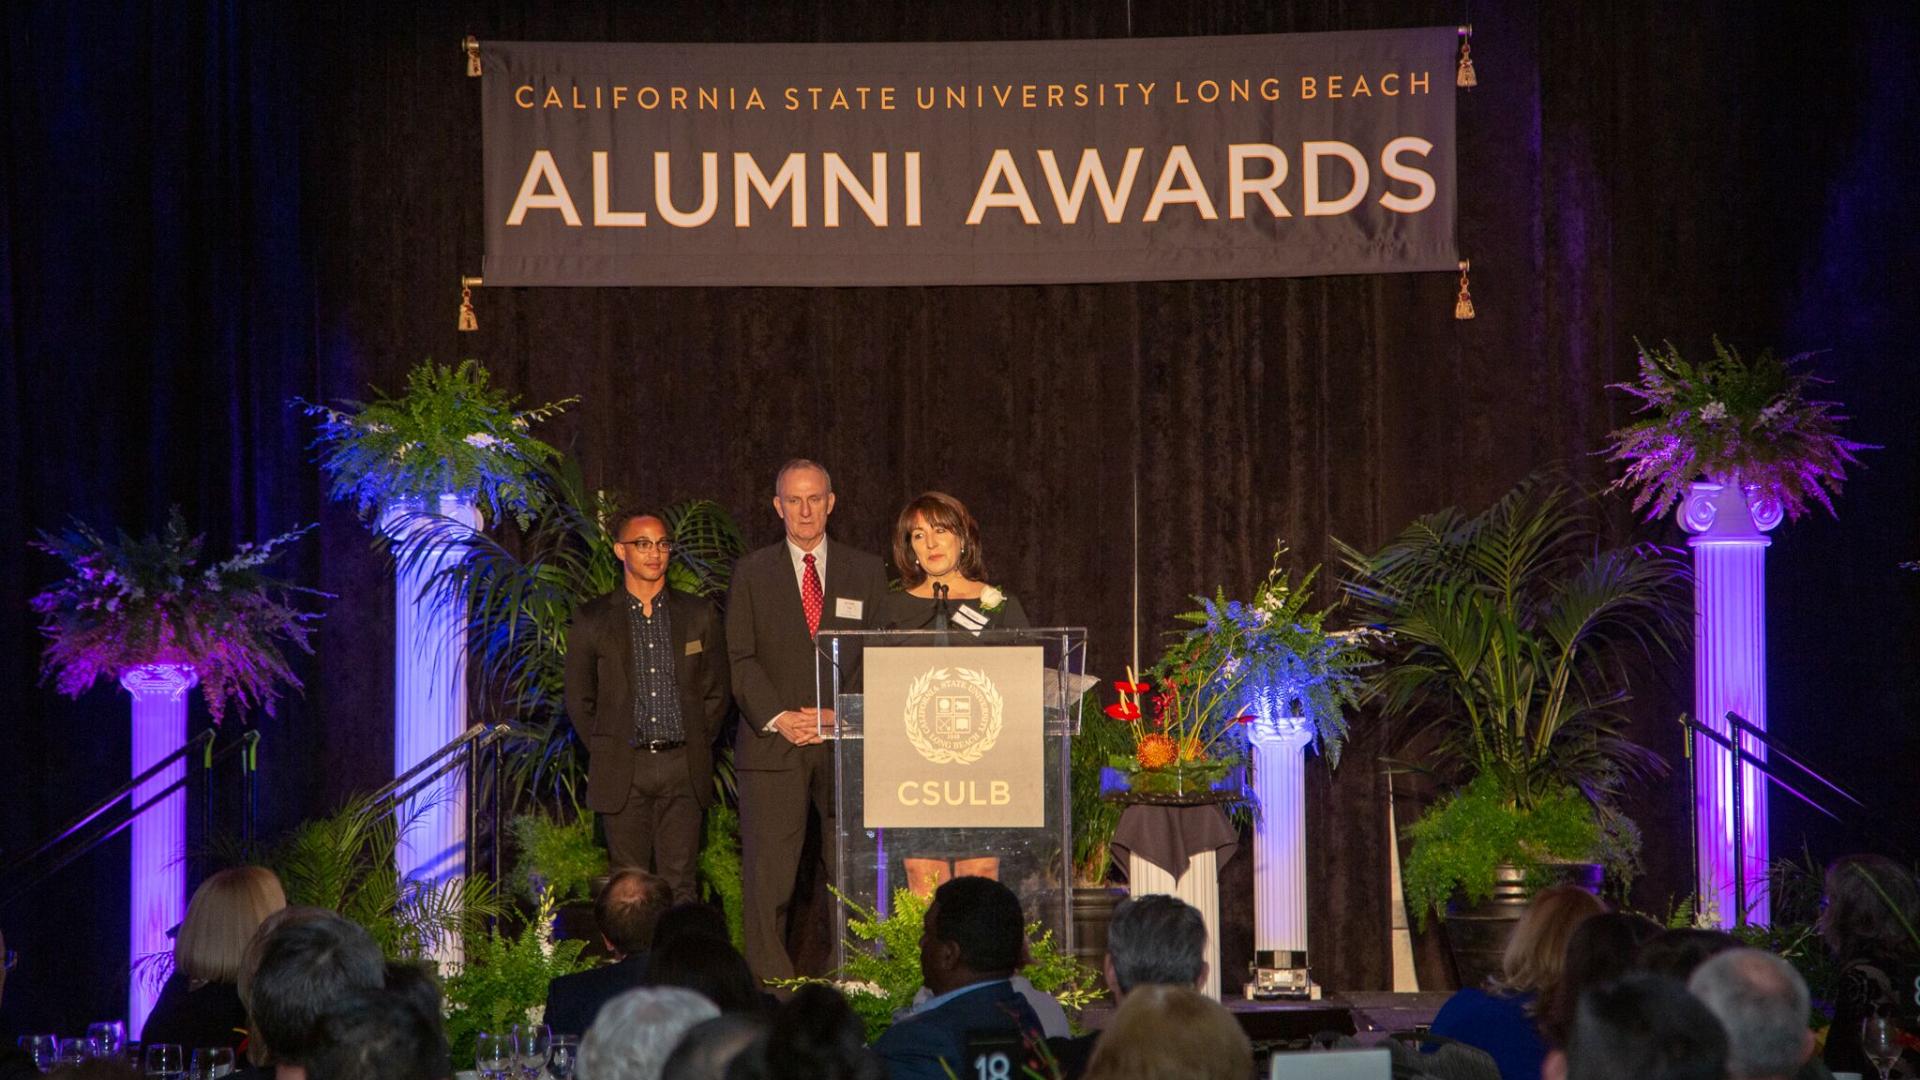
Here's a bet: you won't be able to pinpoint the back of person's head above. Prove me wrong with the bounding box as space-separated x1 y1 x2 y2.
306 988 442 1080
1105 895 1207 994
598 870 673 958
1822 854 1920 963
237 905 338 1065
1561 974 1728 1080
1635 927 1741 981
759 984 882 1080
248 914 387 1067
1541 911 1664 1046
1687 949 1813 1080
176 866 288 984
659 1015 767 1080
581 987 719 1080
1082 983 1252 1080
929 876 1023 974
650 933 763 1015
381 961 444 1026
653 903 731 953
1492 884 1604 997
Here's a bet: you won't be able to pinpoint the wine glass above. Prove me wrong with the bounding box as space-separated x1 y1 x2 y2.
17 1036 59 1072
1862 1015 1902 1080
511 1023 551 1080
191 1047 236 1080
88 1022 127 1061
54 1040 88 1070
474 1032 511 1080
145 1043 185 1080
546 1037 578 1080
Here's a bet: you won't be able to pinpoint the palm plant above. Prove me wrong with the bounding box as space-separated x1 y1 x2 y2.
1337 476 1688 813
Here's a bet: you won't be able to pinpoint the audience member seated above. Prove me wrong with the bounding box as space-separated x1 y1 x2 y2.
1080 984 1251 1080
723 985 882 1080
381 962 454 1080
545 870 674 1038
236 905 339 1075
649 933 765 1016
1635 928 1740 981
307 988 444 1080
1538 911 1662 1046
579 988 718 1080
652 903 731 954
144 866 289 1052
1687 949 1817 1080
1046 895 1208 1079
658 1014 767 1080
871 877 1043 1080
1428 884 1603 1080
1544 974 1727 1080
246 914 388 1080
1818 854 1920 1076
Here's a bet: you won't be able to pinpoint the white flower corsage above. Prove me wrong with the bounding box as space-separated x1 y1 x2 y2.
979 585 1006 613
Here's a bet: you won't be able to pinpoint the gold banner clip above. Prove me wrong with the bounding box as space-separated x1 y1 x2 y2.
1457 27 1478 88
458 275 482 332
464 36 481 78
1454 260 1476 320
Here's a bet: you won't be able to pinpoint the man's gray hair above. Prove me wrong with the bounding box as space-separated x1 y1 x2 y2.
774 458 832 495
1106 894 1207 993
579 987 719 1080
1687 948 1811 1080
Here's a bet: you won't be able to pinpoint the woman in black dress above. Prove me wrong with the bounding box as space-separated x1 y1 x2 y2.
143 866 286 1050
879 491 1028 632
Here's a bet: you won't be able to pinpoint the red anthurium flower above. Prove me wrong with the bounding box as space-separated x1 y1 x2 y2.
1104 702 1141 721
1114 680 1151 694
1234 714 1257 724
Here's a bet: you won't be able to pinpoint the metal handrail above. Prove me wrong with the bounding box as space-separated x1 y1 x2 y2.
4 729 217 875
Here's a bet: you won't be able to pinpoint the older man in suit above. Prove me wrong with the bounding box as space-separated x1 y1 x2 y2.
565 512 730 902
542 869 673 1038
726 459 887 981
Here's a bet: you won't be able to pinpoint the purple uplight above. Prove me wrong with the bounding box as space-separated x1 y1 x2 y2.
120 662 198 1036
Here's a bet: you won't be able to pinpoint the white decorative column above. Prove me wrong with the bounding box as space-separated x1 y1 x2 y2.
1126 848 1224 1000
121 662 198 1037
1249 717 1313 958
1681 480 1779 926
383 494 480 954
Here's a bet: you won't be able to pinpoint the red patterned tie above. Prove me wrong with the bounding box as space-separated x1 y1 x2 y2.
801 553 824 637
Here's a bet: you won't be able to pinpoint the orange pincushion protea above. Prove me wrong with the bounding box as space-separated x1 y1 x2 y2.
1136 733 1178 769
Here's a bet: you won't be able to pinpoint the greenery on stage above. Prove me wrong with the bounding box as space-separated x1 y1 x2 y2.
698 803 748 951
442 887 591 1070
1069 690 1129 885
1400 774 1617 927
1339 475 1686 916
1603 337 1874 523
507 811 606 905
30 507 324 723
301 358 576 528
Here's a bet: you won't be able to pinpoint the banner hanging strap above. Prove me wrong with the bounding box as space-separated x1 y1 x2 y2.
465 36 481 77
458 276 481 331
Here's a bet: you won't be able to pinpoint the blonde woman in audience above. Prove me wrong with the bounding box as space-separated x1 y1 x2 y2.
143 866 287 1051
1428 883 1604 1080
1081 984 1252 1080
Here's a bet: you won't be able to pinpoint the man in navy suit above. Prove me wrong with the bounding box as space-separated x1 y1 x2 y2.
543 870 673 1038
873 877 1044 1080
726 459 887 981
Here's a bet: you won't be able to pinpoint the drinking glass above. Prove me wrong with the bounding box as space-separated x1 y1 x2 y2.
474 1033 511 1080
511 1024 551 1080
145 1043 185 1080
17 1036 58 1072
546 1036 578 1080
1862 1016 1901 1080
88 1023 127 1061
191 1047 236 1080
54 1041 88 1070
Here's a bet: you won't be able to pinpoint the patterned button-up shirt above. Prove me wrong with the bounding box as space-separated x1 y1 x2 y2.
626 592 686 743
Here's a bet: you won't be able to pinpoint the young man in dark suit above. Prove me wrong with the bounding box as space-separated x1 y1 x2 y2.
542 869 673 1038
873 876 1044 1080
565 512 730 902
725 459 887 981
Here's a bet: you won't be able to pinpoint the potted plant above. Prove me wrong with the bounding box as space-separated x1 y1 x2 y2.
1602 337 1873 525
1339 477 1687 987
1069 689 1132 967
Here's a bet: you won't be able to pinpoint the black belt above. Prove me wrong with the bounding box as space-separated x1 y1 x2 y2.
629 738 686 753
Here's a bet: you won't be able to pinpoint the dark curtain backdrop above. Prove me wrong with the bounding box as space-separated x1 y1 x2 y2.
3 0 1916 1031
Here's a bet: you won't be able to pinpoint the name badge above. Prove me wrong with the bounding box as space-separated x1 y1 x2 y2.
835 597 864 619
684 640 703 656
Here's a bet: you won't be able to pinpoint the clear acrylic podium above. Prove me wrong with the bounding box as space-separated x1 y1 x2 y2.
817 627 1085 971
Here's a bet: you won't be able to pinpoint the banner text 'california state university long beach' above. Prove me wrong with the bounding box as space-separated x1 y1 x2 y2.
480 29 1459 287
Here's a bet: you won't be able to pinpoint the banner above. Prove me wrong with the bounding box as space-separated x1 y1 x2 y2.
479 29 1459 287
862 646 1044 829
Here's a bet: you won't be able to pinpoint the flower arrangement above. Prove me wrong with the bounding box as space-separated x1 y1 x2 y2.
30 508 324 723
1103 662 1247 796
1603 338 1874 521
301 359 576 528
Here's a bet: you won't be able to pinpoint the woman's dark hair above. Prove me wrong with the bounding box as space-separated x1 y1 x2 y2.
1540 911 1663 1046
1822 854 1920 963
653 902 732 953
892 492 985 588
650 933 764 1015
753 984 882 1080
1634 928 1740 981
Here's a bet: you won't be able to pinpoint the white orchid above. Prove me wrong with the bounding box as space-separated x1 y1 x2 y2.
1700 400 1729 422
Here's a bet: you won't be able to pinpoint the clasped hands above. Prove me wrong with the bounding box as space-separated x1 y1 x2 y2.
772 707 835 745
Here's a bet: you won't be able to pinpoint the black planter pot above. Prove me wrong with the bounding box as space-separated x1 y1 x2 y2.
1071 885 1127 972
1442 862 1602 990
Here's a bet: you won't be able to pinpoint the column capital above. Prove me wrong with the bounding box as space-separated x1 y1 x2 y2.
119 662 200 698
379 492 485 546
1680 480 1781 544
1248 716 1315 750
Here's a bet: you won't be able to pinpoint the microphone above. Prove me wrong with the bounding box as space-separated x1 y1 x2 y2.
932 582 951 631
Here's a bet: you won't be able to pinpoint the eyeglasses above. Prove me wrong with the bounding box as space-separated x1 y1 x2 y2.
617 538 673 553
